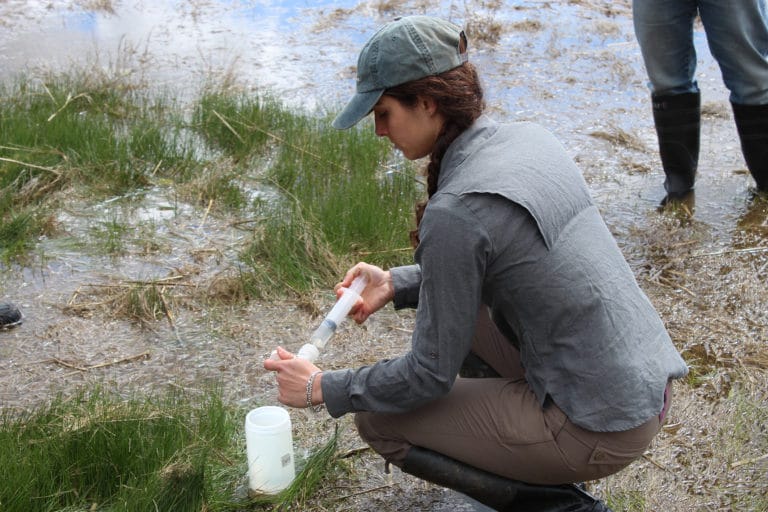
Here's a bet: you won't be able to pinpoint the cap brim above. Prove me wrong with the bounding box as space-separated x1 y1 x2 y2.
332 89 384 130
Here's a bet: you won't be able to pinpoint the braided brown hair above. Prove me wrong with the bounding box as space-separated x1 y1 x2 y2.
384 62 485 247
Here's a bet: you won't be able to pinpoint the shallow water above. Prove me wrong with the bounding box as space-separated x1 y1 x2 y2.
2 0 763 351
2 0 762 316
1 0 753 237
1 0 763 373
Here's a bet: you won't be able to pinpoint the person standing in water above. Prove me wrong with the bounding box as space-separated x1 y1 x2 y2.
264 15 688 511
632 0 768 201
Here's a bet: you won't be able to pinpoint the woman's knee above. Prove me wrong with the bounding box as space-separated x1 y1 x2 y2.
354 412 411 465
353 411 376 442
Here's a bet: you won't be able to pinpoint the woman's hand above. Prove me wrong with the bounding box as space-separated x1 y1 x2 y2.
263 346 323 408
337 262 394 324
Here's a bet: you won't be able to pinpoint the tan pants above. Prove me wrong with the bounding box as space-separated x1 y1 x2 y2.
354 308 669 485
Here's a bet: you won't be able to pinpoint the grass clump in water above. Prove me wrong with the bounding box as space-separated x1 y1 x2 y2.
194 89 422 295
2 73 422 295
0 74 196 261
241 197 342 298
0 386 341 511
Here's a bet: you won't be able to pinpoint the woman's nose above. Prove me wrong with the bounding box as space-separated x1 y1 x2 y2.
374 119 387 137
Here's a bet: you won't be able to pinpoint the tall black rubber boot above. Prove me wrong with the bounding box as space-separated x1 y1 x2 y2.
400 446 613 512
732 102 768 192
652 92 700 198
0 302 22 329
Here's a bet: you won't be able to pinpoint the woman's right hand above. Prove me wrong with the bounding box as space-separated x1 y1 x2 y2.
337 262 393 324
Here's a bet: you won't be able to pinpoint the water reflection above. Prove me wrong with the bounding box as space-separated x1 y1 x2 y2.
0 0 366 108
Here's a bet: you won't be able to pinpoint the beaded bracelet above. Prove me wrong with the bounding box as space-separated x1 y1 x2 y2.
306 370 322 409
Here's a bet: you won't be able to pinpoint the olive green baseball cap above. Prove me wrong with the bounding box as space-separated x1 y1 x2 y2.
332 15 468 130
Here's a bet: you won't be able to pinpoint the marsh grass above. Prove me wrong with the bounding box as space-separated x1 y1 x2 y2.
0 386 342 512
604 490 646 512
193 89 421 293
717 387 768 511
0 74 196 260
2 74 420 292
64 279 190 328
0 211 34 260
89 217 130 256
241 200 343 298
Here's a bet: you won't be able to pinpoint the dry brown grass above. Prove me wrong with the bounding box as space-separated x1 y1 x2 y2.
603 208 768 511
590 124 648 152
75 0 116 14
466 16 505 46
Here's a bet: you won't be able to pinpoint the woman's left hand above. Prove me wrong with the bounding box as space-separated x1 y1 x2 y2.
337 262 393 324
263 346 323 408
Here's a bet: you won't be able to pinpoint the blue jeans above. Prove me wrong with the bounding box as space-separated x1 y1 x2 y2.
633 0 768 104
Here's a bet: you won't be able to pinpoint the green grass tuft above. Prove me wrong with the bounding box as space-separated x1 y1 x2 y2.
0 386 342 512
2 72 422 294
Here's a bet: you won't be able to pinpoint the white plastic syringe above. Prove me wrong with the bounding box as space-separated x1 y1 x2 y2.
294 275 368 362
269 276 368 363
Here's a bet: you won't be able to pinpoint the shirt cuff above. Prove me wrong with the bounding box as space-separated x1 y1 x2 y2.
390 264 421 309
320 368 355 418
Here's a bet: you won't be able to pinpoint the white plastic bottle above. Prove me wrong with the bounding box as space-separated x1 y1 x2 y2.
244 406 295 494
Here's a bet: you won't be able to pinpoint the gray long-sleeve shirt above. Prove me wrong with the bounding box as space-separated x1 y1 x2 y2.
322 116 688 431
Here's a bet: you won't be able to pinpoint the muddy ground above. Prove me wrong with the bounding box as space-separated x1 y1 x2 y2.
1 1 767 511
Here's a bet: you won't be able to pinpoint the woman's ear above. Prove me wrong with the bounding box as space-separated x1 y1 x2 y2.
419 95 439 116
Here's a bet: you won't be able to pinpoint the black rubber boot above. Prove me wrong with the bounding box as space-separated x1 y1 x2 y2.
652 92 700 198
0 302 22 329
400 446 613 512
459 351 501 378
732 102 768 192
